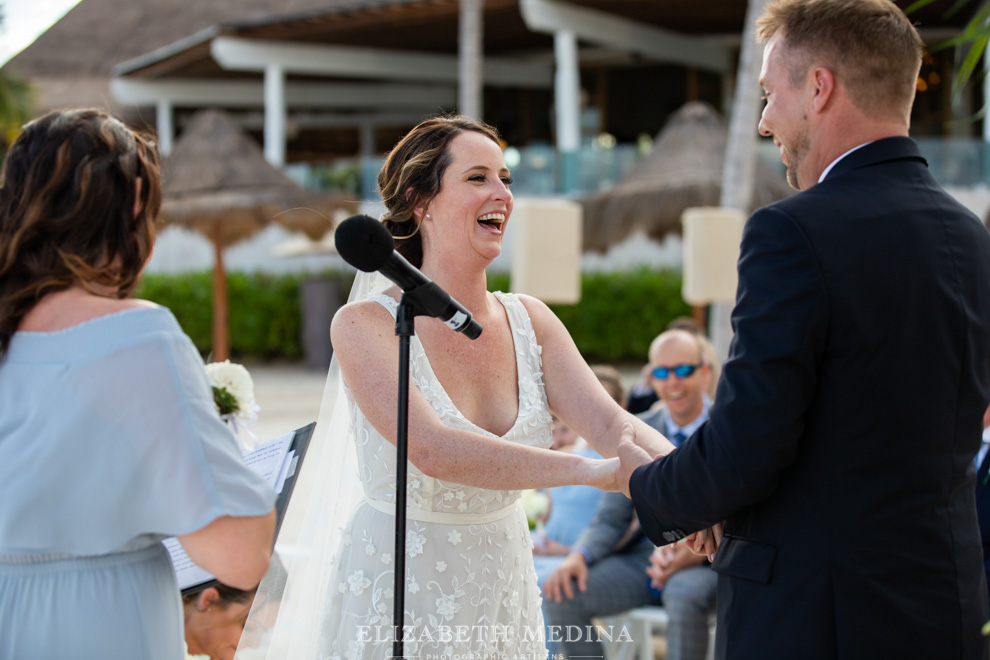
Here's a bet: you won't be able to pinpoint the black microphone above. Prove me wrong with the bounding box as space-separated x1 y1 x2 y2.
335 214 483 340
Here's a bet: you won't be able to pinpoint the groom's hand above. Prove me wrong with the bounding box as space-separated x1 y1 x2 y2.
616 423 653 497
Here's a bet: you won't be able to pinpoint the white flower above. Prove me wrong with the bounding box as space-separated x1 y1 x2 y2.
436 561 447 573
435 594 461 621
338 581 347 594
521 489 550 526
407 530 426 557
381 553 392 565
408 576 420 594
205 360 259 449
348 570 371 596
205 360 255 413
345 640 365 660
447 530 462 546
366 543 376 556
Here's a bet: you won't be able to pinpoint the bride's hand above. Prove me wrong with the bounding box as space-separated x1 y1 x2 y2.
683 521 724 561
583 456 620 492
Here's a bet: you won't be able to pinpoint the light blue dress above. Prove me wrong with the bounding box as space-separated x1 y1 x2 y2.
533 446 604 586
0 306 275 659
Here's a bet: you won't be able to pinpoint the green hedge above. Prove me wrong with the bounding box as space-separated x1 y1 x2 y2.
137 268 688 363
489 268 691 363
137 271 350 360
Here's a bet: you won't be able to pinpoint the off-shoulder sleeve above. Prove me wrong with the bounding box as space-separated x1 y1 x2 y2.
0 316 275 556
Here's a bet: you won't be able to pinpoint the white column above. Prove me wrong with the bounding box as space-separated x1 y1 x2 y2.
458 0 484 119
554 29 580 153
156 99 174 156
264 64 286 166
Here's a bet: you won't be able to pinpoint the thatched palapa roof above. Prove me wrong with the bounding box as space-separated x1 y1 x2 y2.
161 109 356 247
581 101 792 252
2 0 348 112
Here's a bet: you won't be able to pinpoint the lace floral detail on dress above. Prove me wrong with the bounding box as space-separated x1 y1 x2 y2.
323 291 552 660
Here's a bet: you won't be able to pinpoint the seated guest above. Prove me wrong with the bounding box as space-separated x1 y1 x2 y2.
542 329 718 660
184 583 256 660
533 366 626 578
184 555 287 660
976 400 990 605
0 108 276 660
626 320 719 413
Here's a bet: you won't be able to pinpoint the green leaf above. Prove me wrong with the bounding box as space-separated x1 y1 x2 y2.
212 386 239 416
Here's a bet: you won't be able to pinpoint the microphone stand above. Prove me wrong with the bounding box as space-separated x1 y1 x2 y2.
390 286 431 660
389 281 480 659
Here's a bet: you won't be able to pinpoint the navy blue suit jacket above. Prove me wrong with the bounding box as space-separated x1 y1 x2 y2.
630 137 990 659
976 445 990 605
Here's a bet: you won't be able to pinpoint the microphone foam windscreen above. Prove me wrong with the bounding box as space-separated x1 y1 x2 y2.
334 214 396 272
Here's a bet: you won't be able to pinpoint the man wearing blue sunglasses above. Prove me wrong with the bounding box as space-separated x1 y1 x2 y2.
641 330 712 446
543 329 717 660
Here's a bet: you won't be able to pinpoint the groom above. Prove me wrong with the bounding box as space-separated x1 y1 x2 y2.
617 1 990 658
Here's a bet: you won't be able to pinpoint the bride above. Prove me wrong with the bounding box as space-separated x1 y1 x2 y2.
240 115 676 660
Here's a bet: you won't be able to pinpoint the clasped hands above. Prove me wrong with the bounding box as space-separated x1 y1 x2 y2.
615 422 723 561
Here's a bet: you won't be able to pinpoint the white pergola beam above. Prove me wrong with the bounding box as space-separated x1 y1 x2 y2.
210 37 552 88
237 111 436 130
110 78 457 109
520 0 731 73
265 64 286 166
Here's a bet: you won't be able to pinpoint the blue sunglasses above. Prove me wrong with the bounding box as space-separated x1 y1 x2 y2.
652 363 703 380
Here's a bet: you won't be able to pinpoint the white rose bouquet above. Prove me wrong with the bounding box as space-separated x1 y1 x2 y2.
205 359 260 451
520 489 550 531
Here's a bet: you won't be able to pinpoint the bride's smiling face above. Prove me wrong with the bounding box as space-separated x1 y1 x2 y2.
419 130 513 267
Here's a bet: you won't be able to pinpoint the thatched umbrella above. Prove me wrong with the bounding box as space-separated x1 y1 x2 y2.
160 109 357 360
581 101 792 252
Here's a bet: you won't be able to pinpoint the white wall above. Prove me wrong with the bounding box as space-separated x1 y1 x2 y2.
145 187 990 277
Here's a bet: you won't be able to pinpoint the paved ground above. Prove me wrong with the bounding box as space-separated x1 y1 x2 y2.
247 363 329 443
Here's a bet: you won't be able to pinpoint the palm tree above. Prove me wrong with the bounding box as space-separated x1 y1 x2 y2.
906 0 988 108
709 0 770 359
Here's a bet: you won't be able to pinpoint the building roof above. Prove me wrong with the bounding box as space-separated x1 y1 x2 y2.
581 101 792 251
4 0 346 78
12 0 970 80
1 0 353 113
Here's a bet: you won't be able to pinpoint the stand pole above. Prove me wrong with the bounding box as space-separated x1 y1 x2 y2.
392 300 416 659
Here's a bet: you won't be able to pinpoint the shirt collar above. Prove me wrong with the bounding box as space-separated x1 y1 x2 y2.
818 141 873 183
663 394 711 439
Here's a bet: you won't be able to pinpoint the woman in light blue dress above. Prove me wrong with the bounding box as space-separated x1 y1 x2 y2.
0 109 277 659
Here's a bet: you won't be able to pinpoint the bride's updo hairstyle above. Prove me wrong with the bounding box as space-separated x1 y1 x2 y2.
0 108 162 359
378 114 501 269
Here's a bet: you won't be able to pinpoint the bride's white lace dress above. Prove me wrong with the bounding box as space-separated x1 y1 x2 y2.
320 291 552 660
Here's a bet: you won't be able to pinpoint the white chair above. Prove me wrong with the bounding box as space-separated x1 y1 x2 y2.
600 606 715 660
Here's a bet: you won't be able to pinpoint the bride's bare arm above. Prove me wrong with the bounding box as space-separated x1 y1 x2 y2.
330 300 618 491
518 295 676 460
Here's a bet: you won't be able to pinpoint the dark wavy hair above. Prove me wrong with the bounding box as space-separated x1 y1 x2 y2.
378 115 500 268
0 108 162 360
